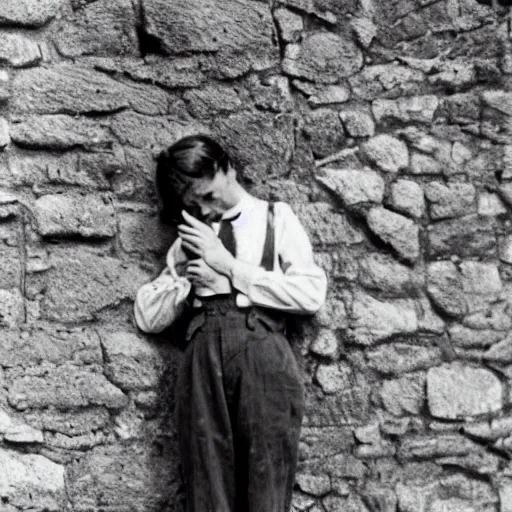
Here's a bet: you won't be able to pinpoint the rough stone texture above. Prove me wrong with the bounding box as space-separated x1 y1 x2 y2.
389 179 425 218
100 331 165 391
349 292 418 345
358 253 416 295
424 182 477 220
0 449 65 510
54 0 139 57
303 108 345 159
317 168 384 207
0 1 510 509
427 215 496 259
283 32 363 84
367 207 420 263
0 33 41 68
427 363 504 419
296 203 365 246
27 247 149 322
34 194 116 238
339 107 375 137
13 65 168 115
361 135 409 173
143 0 278 77
10 115 113 150
0 0 66 27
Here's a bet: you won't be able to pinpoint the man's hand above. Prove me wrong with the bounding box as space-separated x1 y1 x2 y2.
185 259 223 288
178 211 235 276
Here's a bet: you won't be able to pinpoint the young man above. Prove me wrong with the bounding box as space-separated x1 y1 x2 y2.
134 135 327 512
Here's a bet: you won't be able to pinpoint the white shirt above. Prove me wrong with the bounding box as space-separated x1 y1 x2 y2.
134 192 327 333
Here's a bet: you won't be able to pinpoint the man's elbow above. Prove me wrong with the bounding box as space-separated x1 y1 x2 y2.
298 274 328 315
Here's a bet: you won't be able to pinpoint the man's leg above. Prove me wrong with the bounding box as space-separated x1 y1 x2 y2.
175 317 236 512
224 322 305 512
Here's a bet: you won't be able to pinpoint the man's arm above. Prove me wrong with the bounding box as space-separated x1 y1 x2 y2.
229 202 327 314
134 238 192 334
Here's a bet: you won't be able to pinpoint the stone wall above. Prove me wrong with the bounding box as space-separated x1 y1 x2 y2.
0 0 512 510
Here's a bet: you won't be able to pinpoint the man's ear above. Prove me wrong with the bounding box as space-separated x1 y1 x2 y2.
226 164 237 182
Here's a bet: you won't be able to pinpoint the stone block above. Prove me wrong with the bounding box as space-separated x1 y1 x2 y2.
348 64 425 100
0 33 41 67
4 423 44 444
483 333 512 363
398 434 476 460
10 115 113 150
358 253 416 295
183 84 242 118
316 362 351 394
0 244 21 289
306 84 351 106
34 193 116 238
366 343 442 375
478 192 508 216
316 168 384 207
427 363 503 419
349 291 418 345
300 426 354 461
0 117 10 149
29 246 149 322
0 449 65 511
303 108 345 159
119 212 175 254
12 65 168 115
142 0 278 78
310 329 339 359
54 0 139 57
339 106 375 137
23 408 110 437
295 472 331 497
8 366 128 410
304 382 371 425
100 331 165 391
389 179 425 218
409 153 443 175
275 8 303 43
212 111 295 183
427 215 496 259
66 444 180 512
367 207 420 263
448 325 505 348
0 288 24 328
0 326 102 368
361 134 409 173
0 0 66 26
380 372 425 416
283 32 363 84
373 95 439 123
295 203 364 246
424 182 476 220
427 261 467 318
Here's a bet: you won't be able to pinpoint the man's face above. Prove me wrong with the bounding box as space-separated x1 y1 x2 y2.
182 168 234 223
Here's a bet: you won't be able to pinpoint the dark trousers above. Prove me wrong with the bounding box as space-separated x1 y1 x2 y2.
175 296 305 512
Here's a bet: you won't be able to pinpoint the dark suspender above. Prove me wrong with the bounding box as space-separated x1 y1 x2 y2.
260 203 275 271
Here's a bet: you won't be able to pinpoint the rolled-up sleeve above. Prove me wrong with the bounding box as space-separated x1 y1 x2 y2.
231 202 327 314
134 239 191 333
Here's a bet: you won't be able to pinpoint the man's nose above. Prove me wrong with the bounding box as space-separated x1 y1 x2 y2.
200 205 211 218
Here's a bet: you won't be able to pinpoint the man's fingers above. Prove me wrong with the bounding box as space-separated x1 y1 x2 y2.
182 210 210 232
180 234 202 246
181 240 200 255
178 224 199 236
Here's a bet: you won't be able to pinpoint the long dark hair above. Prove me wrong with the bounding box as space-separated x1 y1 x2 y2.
155 134 231 224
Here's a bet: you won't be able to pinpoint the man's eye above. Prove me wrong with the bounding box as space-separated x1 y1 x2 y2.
202 193 213 201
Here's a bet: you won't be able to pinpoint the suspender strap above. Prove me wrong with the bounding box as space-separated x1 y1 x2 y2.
260 202 275 271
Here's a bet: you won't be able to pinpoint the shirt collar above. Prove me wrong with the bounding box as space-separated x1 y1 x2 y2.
220 190 252 221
